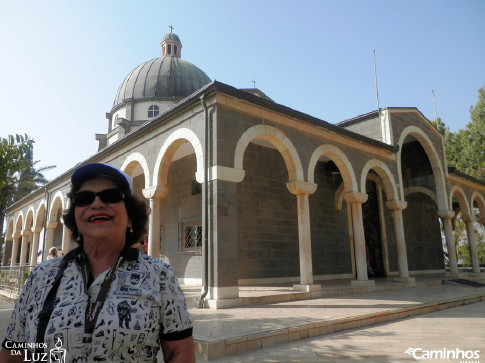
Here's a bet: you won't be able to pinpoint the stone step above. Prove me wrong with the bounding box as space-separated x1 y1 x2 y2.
194 293 485 361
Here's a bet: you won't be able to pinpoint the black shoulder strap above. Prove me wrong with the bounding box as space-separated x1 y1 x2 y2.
35 247 81 354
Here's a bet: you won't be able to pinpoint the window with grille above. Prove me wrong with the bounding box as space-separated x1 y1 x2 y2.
148 105 159 118
179 221 202 252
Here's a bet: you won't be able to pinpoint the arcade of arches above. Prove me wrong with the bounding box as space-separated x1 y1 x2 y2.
3 84 485 305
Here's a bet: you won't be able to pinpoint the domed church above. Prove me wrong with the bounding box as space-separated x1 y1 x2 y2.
97 33 211 148
3 32 485 309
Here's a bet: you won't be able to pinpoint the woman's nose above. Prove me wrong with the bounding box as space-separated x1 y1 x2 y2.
90 195 105 207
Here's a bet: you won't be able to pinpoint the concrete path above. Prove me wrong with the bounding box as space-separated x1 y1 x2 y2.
1 276 484 362
190 280 485 360
209 300 485 362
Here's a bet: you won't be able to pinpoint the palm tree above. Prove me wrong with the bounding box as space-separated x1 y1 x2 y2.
0 143 55 265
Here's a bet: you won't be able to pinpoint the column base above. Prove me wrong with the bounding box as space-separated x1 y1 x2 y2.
293 284 321 292
350 279 375 287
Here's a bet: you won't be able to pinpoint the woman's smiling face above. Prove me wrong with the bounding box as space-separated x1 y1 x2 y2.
74 177 131 245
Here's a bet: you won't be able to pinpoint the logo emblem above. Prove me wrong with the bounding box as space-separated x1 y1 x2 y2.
49 337 66 363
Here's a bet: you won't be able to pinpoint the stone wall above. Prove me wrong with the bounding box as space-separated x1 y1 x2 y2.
161 154 203 280
402 193 444 271
237 144 299 280
310 161 352 276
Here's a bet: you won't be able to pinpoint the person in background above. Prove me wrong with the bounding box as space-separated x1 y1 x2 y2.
47 247 58 260
0 163 195 363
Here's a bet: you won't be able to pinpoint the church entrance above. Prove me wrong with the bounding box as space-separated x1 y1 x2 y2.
362 180 386 278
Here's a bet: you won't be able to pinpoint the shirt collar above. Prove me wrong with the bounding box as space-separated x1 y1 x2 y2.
71 245 139 264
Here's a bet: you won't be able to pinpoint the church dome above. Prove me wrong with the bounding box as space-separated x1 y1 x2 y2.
112 33 211 110
163 32 181 43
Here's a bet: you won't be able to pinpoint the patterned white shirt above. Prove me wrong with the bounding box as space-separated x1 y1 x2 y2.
4 247 193 362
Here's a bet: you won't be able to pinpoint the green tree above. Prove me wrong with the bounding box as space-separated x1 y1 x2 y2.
437 86 485 180
454 214 485 267
466 86 485 180
0 135 55 264
433 86 485 268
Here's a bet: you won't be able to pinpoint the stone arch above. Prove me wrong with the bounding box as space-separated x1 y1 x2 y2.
471 191 485 224
25 207 35 231
335 183 345 210
35 202 47 228
360 159 399 202
397 126 447 210
5 218 15 241
121 152 150 189
234 124 304 182
22 208 35 264
10 213 24 265
48 191 66 222
153 128 203 186
404 186 438 205
308 144 358 192
14 212 24 235
449 185 471 215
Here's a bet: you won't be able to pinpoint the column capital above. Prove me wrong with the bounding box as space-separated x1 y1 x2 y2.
461 213 474 223
13 232 21 239
343 191 368 204
142 185 169 199
46 221 58 229
386 199 407 210
22 229 32 237
204 166 245 183
32 225 44 233
286 181 317 196
437 210 455 219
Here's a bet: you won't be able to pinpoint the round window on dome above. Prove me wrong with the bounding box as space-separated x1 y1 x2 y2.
148 105 159 118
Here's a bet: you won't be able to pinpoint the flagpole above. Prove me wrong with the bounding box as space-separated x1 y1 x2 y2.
373 50 381 116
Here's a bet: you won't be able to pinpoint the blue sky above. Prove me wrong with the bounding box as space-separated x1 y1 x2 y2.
1 0 484 181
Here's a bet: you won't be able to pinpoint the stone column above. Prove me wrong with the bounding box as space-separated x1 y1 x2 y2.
386 200 415 282
344 192 375 286
61 222 72 254
44 221 58 260
19 229 32 266
287 181 320 291
462 213 480 274
10 232 21 266
143 185 169 258
203 166 246 306
437 210 459 276
30 226 43 266
2 237 13 266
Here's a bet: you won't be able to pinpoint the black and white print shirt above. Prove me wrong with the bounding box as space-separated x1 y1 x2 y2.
4 247 193 362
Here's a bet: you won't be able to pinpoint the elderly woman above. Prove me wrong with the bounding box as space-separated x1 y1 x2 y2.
1 163 195 362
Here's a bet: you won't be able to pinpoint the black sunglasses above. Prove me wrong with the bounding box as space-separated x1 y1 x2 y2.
73 188 125 206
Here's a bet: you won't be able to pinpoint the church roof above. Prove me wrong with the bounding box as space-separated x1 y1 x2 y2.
112 33 211 110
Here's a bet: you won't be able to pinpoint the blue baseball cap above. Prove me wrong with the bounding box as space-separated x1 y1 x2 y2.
71 163 134 193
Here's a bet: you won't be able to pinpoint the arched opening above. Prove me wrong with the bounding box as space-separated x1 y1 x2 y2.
157 139 202 283
362 178 386 277
310 157 352 278
401 135 443 271
237 138 298 283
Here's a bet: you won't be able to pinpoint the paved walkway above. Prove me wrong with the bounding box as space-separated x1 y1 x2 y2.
189 278 485 360
209 300 485 362
1 275 484 362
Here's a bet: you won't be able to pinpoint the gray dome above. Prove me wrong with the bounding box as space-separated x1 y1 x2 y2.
163 33 181 43
112 56 211 109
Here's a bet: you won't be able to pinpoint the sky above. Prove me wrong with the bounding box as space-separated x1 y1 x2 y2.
1 0 484 181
